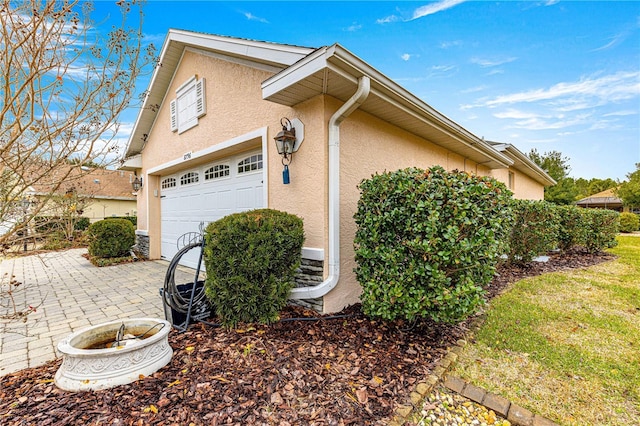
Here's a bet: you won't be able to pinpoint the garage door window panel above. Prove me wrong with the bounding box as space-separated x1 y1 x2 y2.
161 177 177 190
180 172 199 186
205 164 230 181
238 154 263 174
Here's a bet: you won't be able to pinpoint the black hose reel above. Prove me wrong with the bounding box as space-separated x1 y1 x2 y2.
161 231 211 331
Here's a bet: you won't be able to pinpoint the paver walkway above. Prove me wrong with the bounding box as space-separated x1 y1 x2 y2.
0 249 191 376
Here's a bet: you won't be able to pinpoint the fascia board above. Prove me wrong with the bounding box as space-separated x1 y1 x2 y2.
124 31 178 159
505 145 556 186
169 29 313 66
264 44 513 168
261 46 331 98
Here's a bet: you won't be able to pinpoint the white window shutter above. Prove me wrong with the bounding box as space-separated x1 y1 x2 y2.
195 78 206 118
170 99 178 132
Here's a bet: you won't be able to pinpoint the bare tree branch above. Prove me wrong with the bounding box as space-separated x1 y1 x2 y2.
0 0 155 245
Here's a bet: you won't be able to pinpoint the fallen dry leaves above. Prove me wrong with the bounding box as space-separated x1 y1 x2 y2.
0 248 611 425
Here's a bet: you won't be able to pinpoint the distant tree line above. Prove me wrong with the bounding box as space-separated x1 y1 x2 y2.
528 150 638 209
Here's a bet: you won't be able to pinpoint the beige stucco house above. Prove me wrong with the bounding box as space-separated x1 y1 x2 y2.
27 165 137 222
122 30 554 313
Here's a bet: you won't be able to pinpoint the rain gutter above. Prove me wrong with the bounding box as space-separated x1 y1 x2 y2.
289 76 371 300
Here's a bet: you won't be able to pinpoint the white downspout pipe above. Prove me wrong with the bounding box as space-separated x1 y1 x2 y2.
290 76 371 300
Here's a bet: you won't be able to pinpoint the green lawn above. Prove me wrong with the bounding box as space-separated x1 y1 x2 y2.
452 235 640 426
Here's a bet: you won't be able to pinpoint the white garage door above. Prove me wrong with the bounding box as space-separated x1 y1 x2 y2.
160 150 264 268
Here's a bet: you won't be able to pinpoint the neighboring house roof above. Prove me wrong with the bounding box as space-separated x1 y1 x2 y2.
28 165 136 201
576 188 622 208
124 30 514 170
488 142 556 186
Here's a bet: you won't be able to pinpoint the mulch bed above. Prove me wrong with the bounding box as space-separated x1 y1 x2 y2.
0 249 613 426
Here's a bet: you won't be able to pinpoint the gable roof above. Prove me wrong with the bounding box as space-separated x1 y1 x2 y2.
124 31 514 169
124 30 314 158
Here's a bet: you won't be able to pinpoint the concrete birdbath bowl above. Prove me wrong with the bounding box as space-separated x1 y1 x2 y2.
55 318 173 392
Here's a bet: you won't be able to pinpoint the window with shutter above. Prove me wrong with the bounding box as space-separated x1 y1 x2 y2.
170 76 206 134
169 100 177 132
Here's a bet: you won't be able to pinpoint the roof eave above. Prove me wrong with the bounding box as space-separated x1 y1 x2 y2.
262 44 513 169
488 142 556 187
504 145 556 187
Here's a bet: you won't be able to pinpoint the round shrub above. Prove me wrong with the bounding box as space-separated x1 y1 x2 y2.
203 209 304 328
74 217 91 231
354 167 513 324
87 218 135 258
619 212 639 233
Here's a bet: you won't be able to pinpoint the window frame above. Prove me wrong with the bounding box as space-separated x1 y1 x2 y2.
237 153 263 175
179 171 200 186
205 163 231 181
170 76 206 134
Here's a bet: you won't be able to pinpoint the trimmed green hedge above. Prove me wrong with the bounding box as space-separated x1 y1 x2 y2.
619 212 639 233
203 209 304 328
582 209 619 252
354 167 513 324
87 219 135 258
555 205 586 251
506 200 559 265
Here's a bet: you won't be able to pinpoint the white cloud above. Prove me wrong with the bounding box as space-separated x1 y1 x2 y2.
411 0 467 20
243 12 269 24
401 53 411 61
470 56 518 68
493 109 541 120
142 33 167 47
439 40 462 49
593 19 640 51
344 22 362 32
431 65 456 72
377 0 466 24
376 15 400 24
460 85 487 94
428 64 457 78
603 110 638 117
478 71 640 108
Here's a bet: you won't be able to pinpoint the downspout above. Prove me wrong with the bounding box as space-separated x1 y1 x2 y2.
290 75 371 300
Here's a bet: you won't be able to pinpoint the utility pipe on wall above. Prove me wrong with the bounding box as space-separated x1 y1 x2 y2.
289 76 371 301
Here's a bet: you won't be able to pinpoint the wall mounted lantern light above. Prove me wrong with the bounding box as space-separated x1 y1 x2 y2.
132 175 143 192
274 117 304 184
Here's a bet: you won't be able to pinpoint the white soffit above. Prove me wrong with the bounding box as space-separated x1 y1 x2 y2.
262 44 513 169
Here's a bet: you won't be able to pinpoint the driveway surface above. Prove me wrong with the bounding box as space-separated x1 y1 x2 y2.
0 249 192 377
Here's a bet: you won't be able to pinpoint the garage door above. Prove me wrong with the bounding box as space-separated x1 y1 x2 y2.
160 150 264 268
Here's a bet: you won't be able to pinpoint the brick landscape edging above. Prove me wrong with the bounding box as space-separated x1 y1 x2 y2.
387 315 559 426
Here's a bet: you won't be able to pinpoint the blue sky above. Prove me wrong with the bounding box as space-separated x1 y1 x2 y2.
95 1 640 181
